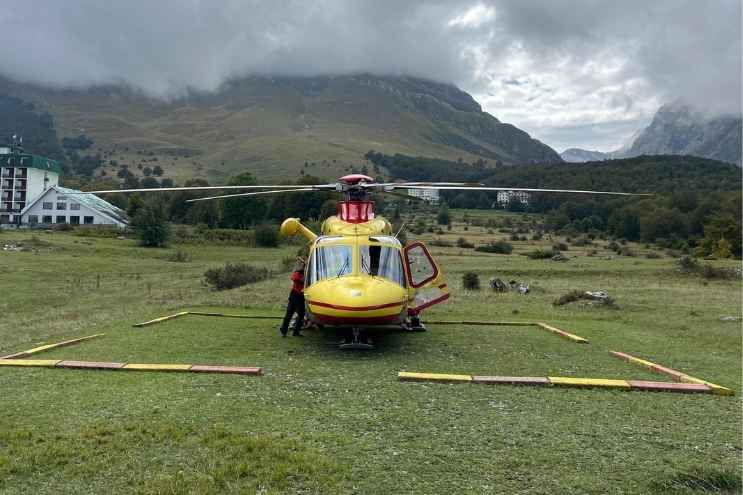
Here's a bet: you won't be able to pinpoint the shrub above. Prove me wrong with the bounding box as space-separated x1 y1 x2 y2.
553 242 569 251
254 224 279 247
524 248 558 259
429 238 453 247
165 249 191 262
607 241 620 252
619 246 636 257
462 272 480 290
553 290 618 308
510 233 520 241
456 237 474 249
645 251 662 259
475 240 513 254
204 263 270 290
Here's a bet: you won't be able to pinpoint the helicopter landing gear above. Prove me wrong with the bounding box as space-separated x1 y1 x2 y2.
406 315 427 332
339 327 374 350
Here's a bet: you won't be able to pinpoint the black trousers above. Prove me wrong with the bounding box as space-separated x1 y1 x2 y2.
280 291 305 334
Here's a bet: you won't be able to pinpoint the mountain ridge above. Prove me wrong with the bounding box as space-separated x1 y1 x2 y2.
0 74 561 183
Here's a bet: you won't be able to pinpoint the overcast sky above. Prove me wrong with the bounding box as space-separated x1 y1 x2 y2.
0 0 740 152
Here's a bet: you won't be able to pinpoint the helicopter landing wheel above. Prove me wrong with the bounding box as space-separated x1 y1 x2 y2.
407 316 427 332
339 327 374 350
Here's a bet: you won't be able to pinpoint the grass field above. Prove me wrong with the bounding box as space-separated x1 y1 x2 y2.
0 213 741 494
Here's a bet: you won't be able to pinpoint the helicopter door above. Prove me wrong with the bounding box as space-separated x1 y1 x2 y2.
403 241 450 313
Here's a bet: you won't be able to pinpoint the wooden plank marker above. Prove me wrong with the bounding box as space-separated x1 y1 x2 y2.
548 377 631 389
536 323 588 343
472 376 550 386
133 311 189 327
0 334 104 359
609 350 734 396
0 359 62 367
627 380 712 394
398 372 472 383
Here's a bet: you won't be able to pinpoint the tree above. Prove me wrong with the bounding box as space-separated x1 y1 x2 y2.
436 202 450 225
152 165 164 176
221 172 267 229
132 199 170 247
126 194 145 218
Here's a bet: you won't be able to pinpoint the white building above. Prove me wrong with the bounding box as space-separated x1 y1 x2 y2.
407 187 440 204
21 186 128 229
495 190 530 208
0 145 60 223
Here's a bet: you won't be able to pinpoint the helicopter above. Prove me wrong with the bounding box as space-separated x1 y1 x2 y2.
75 174 646 349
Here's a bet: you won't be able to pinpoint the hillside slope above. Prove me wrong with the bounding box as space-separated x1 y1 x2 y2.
0 75 560 182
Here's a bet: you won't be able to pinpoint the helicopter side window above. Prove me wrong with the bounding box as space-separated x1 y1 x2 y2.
309 245 353 284
359 245 405 287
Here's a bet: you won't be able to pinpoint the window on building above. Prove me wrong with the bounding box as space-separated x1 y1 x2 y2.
56 216 66 224
70 216 80 224
29 215 39 224
56 202 66 210
83 216 94 224
42 202 53 210
42 215 53 223
70 203 81 211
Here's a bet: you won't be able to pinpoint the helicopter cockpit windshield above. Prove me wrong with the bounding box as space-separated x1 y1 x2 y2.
360 244 405 287
308 243 352 285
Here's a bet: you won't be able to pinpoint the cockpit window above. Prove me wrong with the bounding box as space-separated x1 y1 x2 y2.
360 245 405 287
307 245 352 285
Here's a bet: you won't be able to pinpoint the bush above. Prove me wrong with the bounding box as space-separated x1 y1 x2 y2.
553 290 618 308
165 249 191 262
553 242 569 251
510 233 520 241
475 240 513 254
456 237 474 249
645 251 662 259
619 246 636 257
429 238 453 247
608 241 620 252
523 248 558 259
254 224 279 247
204 263 270 290
462 272 480 290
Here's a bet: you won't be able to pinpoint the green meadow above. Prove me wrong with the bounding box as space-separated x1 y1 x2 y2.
0 213 740 494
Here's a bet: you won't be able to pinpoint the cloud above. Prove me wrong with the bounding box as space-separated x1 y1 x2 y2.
0 0 739 151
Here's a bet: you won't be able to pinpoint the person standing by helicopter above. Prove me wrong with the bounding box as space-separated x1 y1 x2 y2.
279 256 307 337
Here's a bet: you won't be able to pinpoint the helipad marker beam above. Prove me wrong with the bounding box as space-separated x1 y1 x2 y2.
57 360 126 370
133 312 189 328
190 365 262 375
123 363 193 371
609 351 734 396
0 359 62 367
398 372 472 383
187 312 282 320
0 334 105 359
472 376 550 386
627 380 712 394
548 377 631 389
536 323 588 343
425 320 536 326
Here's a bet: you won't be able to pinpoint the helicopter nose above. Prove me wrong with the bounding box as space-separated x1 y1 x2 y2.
304 276 407 325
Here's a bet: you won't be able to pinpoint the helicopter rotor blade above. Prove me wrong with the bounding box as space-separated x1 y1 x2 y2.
375 189 428 201
186 188 317 202
394 185 652 196
65 184 337 195
363 181 482 188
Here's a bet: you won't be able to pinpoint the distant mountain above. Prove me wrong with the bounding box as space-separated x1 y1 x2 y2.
625 102 741 166
0 74 561 182
560 148 611 162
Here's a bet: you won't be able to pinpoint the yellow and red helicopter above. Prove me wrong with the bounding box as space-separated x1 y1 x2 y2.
79 174 643 348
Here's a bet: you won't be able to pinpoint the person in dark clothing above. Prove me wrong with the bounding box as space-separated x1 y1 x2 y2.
280 257 306 337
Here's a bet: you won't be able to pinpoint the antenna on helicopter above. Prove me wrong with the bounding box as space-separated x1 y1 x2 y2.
394 221 407 239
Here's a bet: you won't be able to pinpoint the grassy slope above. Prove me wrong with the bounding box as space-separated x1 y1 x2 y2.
0 213 740 494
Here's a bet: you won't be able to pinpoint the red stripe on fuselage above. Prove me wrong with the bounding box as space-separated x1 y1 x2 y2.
306 300 403 311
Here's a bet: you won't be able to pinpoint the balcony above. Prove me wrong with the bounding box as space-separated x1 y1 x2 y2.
15 180 26 190
1 168 13 178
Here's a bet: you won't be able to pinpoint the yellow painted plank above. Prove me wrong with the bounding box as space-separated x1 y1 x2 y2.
679 375 735 396
548 377 631 389
0 359 61 367
123 363 193 371
536 323 588 343
22 344 58 354
133 312 189 327
398 372 472 382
